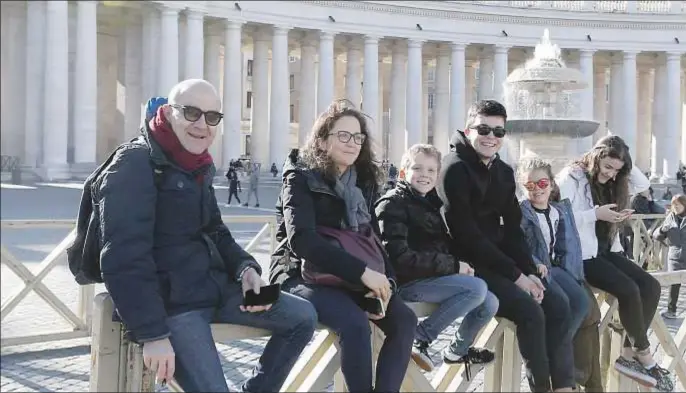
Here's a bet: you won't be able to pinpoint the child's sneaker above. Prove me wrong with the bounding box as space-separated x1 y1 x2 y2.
411 340 434 371
613 357 656 387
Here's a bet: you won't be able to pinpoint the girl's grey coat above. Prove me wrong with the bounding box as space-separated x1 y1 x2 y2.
653 212 686 271
520 199 585 281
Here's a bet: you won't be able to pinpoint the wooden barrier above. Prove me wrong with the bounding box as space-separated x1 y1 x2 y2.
0 215 276 348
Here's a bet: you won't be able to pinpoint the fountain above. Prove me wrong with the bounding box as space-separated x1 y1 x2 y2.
503 29 599 171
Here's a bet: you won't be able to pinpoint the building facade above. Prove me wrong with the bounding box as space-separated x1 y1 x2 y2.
1 0 685 181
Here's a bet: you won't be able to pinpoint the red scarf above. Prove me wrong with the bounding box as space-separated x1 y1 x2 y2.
148 107 213 177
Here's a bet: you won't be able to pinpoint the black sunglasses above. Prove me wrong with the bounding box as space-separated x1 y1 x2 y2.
470 124 507 138
170 104 223 126
329 130 367 145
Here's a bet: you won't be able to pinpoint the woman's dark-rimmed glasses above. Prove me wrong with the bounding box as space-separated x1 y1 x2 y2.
329 130 367 145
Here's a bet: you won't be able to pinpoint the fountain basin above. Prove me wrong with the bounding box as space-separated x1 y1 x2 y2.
505 119 600 139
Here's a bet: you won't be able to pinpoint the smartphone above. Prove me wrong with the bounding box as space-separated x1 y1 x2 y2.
360 296 386 317
243 284 281 307
620 209 635 215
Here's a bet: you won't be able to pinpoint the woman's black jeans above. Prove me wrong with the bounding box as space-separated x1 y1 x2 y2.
583 252 661 350
284 278 417 392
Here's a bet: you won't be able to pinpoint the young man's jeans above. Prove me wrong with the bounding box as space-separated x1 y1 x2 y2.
583 252 661 350
476 268 575 392
166 284 317 392
397 274 499 355
668 283 681 313
550 266 590 337
285 279 417 393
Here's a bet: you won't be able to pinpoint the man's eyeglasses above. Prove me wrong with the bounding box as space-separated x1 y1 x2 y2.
523 178 551 191
329 130 367 145
470 124 507 138
171 104 223 126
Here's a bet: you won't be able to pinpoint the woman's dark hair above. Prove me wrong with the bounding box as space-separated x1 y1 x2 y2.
573 135 632 238
300 99 381 186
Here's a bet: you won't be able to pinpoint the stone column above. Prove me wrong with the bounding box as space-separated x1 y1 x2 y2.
141 6 160 98
317 31 335 114
363 36 380 143
299 35 317 146
222 21 243 168
389 42 406 165
593 67 607 144
250 28 271 167
422 59 430 144
42 0 70 180
24 1 46 168
492 45 509 101
269 26 290 169
621 51 638 158
1 3 26 165
608 53 623 135
184 10 204 80
465 62 476 120
433 45 451 153
651 61 666 180
635 68 653 173
406 40 423 147
159 6 179 95
682 70 686 166
577 49 595 153
662 52 682 182
478 50 493 100
449 42 466 136
123 18 143 141
204 31 222 163
345 41 362 108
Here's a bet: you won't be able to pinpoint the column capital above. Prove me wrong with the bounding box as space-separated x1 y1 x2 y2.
319 30 336 40
224 19 244 30
160 7 180 17
665 51 683 61
623 51 639 61
364 35 381 45
407 39 424 49
185 9 205 19
437 44 451 57
272 25 290 35
253 27 272 43
301 33 319 49
451 42 467 51
494 45 511 54
579 49 595 57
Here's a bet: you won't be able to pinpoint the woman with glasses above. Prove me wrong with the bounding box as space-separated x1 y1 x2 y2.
269 100 417 392
557 136 672 392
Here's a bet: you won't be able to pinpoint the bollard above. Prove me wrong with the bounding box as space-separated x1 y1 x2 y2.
11 166 21 184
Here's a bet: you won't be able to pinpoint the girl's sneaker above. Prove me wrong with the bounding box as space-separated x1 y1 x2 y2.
443 345 495 380
643 363 674 392
613 357 656 387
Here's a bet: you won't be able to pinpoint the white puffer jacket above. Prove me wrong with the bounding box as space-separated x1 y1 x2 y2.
556 165 650 261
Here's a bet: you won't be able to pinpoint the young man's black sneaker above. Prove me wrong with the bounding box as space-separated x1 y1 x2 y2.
443 345 495 380
411 340 434 371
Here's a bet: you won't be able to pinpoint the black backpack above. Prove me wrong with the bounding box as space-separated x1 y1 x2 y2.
67 139 165 285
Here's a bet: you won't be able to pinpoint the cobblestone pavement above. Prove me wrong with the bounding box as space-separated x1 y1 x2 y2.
1 182 685 392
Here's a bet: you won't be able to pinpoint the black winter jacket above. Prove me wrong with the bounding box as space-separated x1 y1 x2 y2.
269 150 396 288
96 128 260 343
375 181 459 285
436 131 536 281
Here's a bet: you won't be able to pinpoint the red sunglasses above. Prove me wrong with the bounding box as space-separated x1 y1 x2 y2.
523 178 551 191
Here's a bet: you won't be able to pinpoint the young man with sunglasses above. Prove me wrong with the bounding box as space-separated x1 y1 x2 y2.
437 100 573 392
97 79 317 392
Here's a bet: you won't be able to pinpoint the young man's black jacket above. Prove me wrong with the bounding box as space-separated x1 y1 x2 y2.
436 130 537 281
375 181 459 285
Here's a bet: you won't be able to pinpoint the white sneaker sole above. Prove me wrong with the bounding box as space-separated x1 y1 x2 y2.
411 351 434 372
614 363 657 387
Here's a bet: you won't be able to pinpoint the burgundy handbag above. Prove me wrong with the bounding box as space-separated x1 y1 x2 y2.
302 224 386 290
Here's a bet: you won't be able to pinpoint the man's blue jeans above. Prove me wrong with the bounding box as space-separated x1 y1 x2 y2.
550 266 590 337
398 274 499 356
165 284 317 392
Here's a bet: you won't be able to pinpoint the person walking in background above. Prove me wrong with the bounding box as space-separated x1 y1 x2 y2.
242 163 260 208
270 163 278 177
654 194 686 319
226 168 241 205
